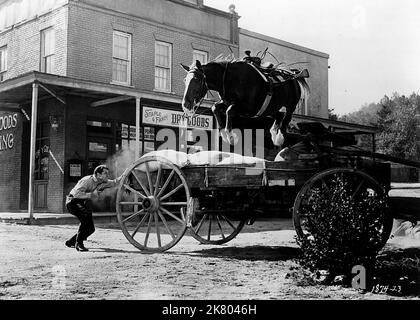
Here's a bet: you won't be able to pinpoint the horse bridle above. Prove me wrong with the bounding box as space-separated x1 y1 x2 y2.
188 67 208 115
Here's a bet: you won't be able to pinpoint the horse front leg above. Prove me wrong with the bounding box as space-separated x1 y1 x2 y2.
212 102 231 144
224 104 240 145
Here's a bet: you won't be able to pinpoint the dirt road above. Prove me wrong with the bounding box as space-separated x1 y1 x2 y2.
1 218 418 301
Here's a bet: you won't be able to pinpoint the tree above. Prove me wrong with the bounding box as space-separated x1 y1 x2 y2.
339 92 419 160
376 93 419 160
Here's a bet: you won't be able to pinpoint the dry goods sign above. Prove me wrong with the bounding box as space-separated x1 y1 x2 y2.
142 106 213 130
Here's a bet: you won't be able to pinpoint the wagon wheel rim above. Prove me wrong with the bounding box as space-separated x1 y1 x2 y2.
189 212 246 245
116 156 190 252
293 168 393 248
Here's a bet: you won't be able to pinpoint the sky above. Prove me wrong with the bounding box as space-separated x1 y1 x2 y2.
205 0 420 115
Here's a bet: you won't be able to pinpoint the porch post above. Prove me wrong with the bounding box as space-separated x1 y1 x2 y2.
135 97 141 160
28 82 39 223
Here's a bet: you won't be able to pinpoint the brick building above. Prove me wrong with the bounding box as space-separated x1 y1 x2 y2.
0 0 331 214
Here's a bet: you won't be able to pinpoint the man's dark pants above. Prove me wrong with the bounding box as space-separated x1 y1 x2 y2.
66 199 95 245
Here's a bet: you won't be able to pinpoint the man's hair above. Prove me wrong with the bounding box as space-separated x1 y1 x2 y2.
94 165 109 175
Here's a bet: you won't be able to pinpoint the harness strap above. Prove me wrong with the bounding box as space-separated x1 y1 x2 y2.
248 63 273 118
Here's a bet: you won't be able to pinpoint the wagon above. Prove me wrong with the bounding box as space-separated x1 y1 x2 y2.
114 121 420 252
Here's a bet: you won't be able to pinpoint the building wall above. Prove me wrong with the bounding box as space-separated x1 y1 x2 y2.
77 0 234 43
0 4 68 81
0 111 23 211
66 0 238 97
0 0 68 32
239 29 329 118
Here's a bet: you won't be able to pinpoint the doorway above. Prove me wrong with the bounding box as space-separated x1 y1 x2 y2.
87 137 113 175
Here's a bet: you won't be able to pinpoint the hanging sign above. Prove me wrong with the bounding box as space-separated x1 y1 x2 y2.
142 106 213 130
0 113 18 152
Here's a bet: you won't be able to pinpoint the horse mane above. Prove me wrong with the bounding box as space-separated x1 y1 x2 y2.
208 53 239 64
208 50 309 75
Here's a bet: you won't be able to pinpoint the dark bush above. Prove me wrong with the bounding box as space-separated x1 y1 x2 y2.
296 175 390 282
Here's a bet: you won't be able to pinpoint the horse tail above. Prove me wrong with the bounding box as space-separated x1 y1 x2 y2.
296 78 310 114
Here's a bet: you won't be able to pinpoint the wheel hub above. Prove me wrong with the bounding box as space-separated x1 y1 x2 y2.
142 196 159 212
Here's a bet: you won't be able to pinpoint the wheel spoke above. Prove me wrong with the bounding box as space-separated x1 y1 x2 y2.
215 215 225 239
160 206 185 224
122 184 146 200
160 184 184 201
145 162 154 195
132 170 151 196
122 209 145 223
157 170 175 198
158 209 175 240
207 215 212 241
160 202 188 206
154 211 162 247
194 214 207 234
220 214 236 231
154 164 162 196
144 213 154 246
131 211 150 238
351 178 365 199
120 201 143 205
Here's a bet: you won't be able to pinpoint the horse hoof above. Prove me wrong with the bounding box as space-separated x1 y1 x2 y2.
229 132 239 145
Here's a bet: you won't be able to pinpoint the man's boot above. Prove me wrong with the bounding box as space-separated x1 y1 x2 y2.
75 235 88 252
65 235 77 248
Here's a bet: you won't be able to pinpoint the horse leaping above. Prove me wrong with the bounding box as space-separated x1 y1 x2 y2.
181 56 309 148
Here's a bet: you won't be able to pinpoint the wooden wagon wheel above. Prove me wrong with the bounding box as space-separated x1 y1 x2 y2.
189 211 247 245
188 190 249 245
293 168 393 248
116 156 191 252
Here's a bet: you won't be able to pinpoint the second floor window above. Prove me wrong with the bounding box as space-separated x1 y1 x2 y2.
112 31 132 85
193 50 208 98
40 28 55 74
154 41 172 92
0 46 6 82
193 49 208 65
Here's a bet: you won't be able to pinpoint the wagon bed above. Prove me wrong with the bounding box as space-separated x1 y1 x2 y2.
183 161 318 190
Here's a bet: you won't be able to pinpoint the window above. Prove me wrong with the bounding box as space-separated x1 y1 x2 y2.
154 41 172 92
40 28 55 74
0 46 7 82
116 123 155 158
193 49 209 98
35 122 50 180
143 127 155 154
112 31 132 85
117 123 140 155
193 49 208 65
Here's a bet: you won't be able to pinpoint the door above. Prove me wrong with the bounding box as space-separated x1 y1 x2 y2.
87 137 113 175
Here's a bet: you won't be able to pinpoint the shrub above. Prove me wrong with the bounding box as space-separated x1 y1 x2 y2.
296 174 390 283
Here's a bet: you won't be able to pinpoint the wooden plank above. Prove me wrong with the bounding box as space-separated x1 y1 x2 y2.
90 95 133 107
183 163 319 189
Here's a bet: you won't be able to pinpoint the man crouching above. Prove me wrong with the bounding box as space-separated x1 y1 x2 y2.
65 165 122 252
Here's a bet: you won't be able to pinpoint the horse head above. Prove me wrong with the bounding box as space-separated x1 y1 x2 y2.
181 60 208 116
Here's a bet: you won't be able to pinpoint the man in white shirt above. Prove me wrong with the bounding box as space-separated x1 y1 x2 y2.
65 165 122 251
